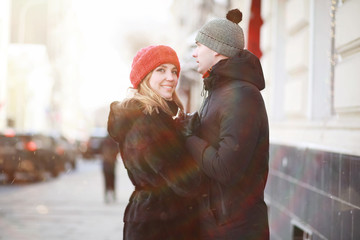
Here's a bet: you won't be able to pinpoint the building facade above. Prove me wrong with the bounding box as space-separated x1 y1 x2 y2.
172 0 360 239
262 0 360 239
0 0 86 140
0 0 11 130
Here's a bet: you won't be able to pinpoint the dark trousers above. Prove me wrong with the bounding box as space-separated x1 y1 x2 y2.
102 162 115 191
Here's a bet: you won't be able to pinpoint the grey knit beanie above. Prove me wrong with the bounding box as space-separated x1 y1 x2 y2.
195 9 244 57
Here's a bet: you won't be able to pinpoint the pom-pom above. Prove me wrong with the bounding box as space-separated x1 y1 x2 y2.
226 9 242 24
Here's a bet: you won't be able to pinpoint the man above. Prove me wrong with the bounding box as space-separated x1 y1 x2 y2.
183 9 270 239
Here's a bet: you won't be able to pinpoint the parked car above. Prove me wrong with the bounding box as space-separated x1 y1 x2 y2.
82 128 107 159
52 135 77 170
16 133 65 180
82 136 105 159
0 132 18 182
1 131 79 183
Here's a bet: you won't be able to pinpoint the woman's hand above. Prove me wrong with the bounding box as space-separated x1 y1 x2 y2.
175 112 201 138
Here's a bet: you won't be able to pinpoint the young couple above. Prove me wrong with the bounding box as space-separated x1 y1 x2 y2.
108 9 270 240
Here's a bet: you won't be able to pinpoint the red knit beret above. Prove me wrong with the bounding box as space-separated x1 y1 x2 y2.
130 45 181 89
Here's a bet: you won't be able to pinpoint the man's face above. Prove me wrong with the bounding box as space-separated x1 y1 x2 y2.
192 42 217 75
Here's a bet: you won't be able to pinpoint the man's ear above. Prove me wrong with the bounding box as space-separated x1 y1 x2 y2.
214 51 229 61
213 51 221 56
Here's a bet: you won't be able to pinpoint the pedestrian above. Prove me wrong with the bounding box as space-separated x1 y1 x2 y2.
179 9 270 240
100 134 118 203
107 45 201 240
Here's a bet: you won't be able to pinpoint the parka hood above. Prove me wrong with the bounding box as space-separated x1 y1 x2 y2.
107 100 143 145
210 49 265 91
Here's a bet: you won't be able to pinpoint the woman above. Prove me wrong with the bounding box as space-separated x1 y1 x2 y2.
107 45 201 240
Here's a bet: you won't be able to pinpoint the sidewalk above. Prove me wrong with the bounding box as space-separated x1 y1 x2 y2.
0 158 133 240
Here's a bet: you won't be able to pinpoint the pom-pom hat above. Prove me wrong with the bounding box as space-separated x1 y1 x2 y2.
195 9 245 57
130 45 181 89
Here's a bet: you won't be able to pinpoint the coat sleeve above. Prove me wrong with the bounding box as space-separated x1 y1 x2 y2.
186 86 264 185
140 116 202 197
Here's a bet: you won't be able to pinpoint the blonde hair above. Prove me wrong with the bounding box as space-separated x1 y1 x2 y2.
121 71 184 116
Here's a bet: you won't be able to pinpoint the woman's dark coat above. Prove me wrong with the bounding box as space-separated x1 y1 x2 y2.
107 100 201 239
186 50 270 238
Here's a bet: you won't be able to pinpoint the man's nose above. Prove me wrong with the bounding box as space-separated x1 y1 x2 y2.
192 48 197 58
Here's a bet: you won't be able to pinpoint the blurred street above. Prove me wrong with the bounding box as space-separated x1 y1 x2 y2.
0 1 359 239
0 157 133 240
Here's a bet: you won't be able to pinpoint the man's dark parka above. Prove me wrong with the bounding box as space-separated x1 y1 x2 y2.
186 50 270 238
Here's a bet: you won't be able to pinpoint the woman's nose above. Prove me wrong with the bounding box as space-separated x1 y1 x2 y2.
166 70 175 80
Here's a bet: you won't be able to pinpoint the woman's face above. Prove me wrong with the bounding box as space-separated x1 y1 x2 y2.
149 63 179 100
